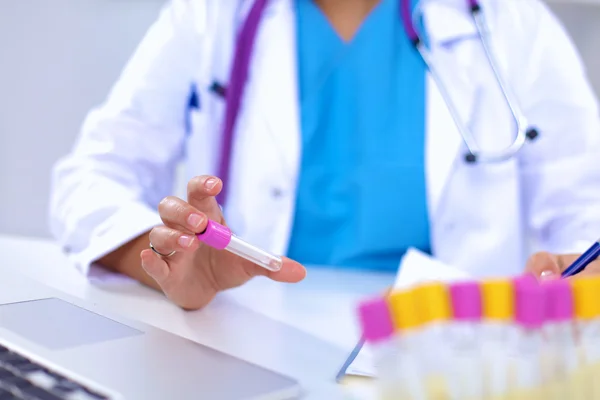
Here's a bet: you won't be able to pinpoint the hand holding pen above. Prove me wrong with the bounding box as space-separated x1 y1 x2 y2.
525 240 600 280
140 175 306 310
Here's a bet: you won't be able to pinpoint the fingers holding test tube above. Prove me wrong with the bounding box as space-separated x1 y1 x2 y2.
196 220 281 271
142 175 306 310
195 219 306 281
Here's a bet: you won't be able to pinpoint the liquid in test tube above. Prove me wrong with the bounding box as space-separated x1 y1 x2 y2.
196 220 282 271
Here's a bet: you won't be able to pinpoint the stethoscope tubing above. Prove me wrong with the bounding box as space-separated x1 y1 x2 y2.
403 0 538 163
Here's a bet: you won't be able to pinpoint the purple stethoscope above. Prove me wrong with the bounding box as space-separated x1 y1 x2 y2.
216 0 539 204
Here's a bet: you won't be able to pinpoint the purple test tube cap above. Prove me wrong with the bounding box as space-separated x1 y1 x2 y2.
542 279 573 322
515 278 546 329
357 298 394 344
449 281 482 321
196 220 232 250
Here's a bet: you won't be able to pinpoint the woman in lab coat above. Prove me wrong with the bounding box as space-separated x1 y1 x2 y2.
50 0 600 309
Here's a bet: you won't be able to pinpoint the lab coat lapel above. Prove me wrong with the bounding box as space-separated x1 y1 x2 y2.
246 0 301 180
422 1 482 218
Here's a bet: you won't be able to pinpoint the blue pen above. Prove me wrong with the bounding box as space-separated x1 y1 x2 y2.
561 240 600 278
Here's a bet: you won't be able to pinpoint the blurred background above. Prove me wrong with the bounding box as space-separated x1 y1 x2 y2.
0 0 599 239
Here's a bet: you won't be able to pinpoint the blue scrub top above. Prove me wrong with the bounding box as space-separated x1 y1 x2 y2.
286 0 429 272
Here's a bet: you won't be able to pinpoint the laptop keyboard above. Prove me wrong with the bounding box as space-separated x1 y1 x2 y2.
0 344 109 400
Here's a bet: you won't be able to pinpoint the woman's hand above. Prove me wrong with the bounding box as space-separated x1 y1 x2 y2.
525 251 600 281
140 175 306 310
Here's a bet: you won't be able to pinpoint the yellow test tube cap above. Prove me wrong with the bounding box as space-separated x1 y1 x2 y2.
388 288 421 330
573 276 600 320
481 278 514 321
415 282 451 324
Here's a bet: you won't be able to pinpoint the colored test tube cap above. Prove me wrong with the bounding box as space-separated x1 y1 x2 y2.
514 273 538 285
389 289 421 330
449 281 482 321
573 276 600 320
542 279 573 322
482 279 514 321
515 278 546 329
357 297 395 344
196 220 232 250
415 282 451 324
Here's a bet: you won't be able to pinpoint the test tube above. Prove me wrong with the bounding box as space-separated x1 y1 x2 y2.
357 297 401 400
447 281 484 400
480 278 515 399
511 277 545 399
413 282 454 400
196 220 282 271
572 276 600 399
541 279 578 400
389 288 427 400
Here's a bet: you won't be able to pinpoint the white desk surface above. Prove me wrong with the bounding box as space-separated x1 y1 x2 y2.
0 234 395 399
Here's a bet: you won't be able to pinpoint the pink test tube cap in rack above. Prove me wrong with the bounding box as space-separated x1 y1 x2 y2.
515 278 546 329
542 279 573 322
357 298 394 344
449 281 482 321
514 273 538 285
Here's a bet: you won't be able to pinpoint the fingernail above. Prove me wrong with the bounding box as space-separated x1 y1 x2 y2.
205 178 219 190
187 213 203 230
178 235 194 248
540 270 557 281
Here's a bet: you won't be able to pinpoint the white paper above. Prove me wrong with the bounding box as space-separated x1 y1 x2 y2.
342 248 471 378
393 248 471 289
344 346 376 377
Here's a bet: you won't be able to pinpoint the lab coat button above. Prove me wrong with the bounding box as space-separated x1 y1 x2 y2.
271 188 284 198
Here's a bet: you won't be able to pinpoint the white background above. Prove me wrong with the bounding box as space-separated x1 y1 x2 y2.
1 0 599 238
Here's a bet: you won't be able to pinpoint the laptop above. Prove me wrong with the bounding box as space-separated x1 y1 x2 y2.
0 268 301 400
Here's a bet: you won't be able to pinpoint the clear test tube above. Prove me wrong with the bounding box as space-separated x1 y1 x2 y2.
413 282 455 400
480 278 516 399
541 279 578 400
447 281 484 400
572 276 600 400
511 278 545 399
357 297 402 400
389 288 428 400
196 220 282 271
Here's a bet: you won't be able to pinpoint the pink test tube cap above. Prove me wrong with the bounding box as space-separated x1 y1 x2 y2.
542 279 573 322
515 278 546 328
449 281 482 321
514 272 538 285
196 220 232 250
357 298 394 344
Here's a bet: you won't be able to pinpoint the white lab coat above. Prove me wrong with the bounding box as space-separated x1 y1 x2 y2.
50 0 600 278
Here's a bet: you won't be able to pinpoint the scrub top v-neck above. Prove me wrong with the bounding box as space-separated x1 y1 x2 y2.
287 0 430 272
